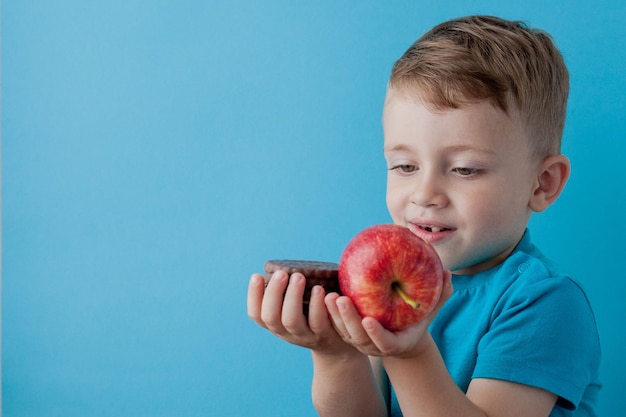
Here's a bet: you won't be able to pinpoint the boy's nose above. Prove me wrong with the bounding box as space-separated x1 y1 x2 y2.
409 175 448 208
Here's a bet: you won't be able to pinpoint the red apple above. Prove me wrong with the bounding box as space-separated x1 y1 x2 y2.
338 224 444 331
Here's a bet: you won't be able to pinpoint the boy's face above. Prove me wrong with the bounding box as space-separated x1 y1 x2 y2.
383 89 540 274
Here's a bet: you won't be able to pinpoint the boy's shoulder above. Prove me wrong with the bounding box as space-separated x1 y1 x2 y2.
494 232 595 312
452 231 589 307
506 231 579 286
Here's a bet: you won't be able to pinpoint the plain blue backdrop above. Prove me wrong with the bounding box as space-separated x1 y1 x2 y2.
2 1 624 416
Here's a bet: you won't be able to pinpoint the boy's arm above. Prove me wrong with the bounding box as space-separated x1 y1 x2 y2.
382 333 558 417
311 351 387 417
326 273 558 417
308 280 387 417
248 272 388 416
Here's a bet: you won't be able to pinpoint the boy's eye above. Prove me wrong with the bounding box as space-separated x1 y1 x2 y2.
453 167 480 176
390 164 417 173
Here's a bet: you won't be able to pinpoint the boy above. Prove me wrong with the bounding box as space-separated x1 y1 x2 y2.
248 15 601 417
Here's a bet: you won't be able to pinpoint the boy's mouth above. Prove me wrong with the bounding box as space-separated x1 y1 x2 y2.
407 222 455 242
409 222 456 243
420 225 452 233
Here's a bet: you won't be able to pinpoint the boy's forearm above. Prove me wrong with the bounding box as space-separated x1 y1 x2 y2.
311 350 387 417
381 334 486 417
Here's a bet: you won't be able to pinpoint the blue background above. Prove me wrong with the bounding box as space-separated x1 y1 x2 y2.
2 1 624 416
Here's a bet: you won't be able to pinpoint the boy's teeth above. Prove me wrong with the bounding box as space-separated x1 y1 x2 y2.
424 226 443 232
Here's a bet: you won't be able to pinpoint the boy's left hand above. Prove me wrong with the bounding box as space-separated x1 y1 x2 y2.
325 270 453 358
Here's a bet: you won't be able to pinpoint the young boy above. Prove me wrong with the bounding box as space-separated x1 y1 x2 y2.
248 15 601 417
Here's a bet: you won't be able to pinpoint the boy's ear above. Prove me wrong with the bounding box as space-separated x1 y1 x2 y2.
529 155 571 212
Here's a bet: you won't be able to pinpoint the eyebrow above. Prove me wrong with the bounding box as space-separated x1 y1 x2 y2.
383 144 411 153
383 143 497 155
443 144 497 155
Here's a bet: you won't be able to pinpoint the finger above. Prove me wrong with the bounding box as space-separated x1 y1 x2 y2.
281 273 309 334
325 292 349 339
308 285 331 334
431 270 453 316
247 274 267 327
336 296 372 346
442 270 454 300
261 270 289 332
361 317 397 355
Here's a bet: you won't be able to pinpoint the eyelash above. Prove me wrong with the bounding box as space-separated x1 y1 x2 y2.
453 167 482 177
389 165 484 177
389 164 417 174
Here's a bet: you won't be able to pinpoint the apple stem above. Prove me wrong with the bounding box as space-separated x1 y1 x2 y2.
392 282 420 309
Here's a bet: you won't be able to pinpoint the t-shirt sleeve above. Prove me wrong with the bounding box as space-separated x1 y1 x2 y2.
472 268 601 410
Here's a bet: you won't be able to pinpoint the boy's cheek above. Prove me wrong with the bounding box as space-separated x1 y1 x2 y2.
385 186 401 219
386 201 405 225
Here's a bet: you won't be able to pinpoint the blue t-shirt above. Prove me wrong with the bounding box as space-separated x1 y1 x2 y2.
390 230 601 416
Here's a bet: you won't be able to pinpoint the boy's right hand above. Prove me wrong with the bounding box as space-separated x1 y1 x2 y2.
247 270 357 356
325 270 453 358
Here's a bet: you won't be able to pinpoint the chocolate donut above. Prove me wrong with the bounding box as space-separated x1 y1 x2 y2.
263 260 340 316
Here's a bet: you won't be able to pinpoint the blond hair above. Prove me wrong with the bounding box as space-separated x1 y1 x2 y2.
390 15 569 159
